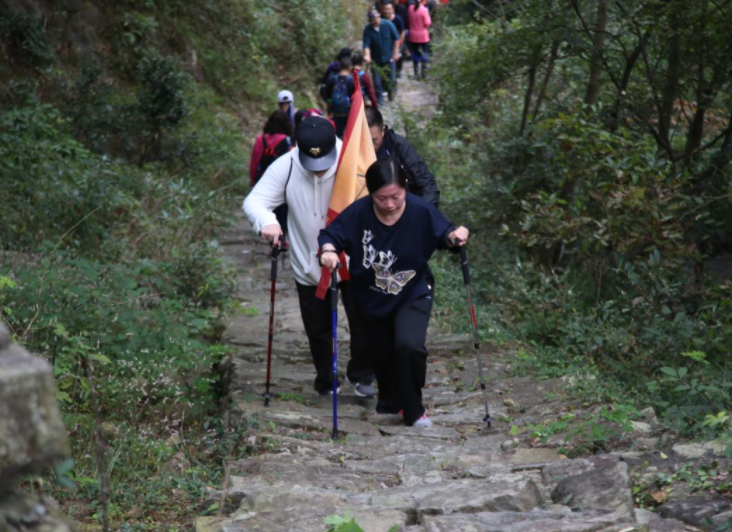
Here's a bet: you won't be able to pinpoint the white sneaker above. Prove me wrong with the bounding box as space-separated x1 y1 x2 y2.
346 376 376 398
412 415 433 428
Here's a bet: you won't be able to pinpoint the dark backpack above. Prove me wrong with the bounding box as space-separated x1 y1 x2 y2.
330 75 352 116
255 135 291 183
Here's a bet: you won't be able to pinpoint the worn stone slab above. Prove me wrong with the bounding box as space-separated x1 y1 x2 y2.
221 484 408 532
364 474 544 518
552 460 635 522
658 496 732 530
378 425 460 440
0 341 69 491
406 508 635 532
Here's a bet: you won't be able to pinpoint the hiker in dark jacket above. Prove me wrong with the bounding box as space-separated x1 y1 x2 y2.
365 107 440 207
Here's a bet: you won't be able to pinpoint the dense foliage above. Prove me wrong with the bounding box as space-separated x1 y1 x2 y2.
0 0 365 529
426 0 732 445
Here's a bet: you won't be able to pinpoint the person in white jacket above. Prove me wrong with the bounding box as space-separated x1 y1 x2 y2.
243 117 375 397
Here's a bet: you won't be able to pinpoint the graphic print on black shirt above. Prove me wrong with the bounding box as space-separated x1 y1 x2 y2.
362 230 416 295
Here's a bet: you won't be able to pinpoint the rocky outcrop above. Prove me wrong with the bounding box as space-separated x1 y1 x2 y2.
0 322 76 532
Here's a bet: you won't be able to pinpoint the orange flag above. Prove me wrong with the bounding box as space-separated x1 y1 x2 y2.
315 74 376 299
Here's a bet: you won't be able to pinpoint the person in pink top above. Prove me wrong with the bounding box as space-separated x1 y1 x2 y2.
407 0 432 79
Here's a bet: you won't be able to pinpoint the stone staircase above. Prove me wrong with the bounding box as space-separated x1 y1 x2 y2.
196 76 731 532
196 210 641 532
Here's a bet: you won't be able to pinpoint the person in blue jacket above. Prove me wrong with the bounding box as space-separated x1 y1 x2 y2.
318 158 469 428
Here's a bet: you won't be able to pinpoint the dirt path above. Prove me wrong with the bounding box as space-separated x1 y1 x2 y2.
195 77 726 532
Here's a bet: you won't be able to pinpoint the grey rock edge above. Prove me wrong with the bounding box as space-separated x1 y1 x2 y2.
0 321 76 531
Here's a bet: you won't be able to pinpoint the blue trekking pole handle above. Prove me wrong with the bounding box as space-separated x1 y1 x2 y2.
330 265 341 440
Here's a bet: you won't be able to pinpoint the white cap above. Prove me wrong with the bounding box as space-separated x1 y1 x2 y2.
277 90 293 104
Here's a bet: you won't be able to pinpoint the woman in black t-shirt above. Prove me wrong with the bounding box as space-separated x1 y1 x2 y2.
318 159 468 427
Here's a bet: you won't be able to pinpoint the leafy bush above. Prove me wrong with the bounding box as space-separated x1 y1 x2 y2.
0 103 129 254
423 11 732 437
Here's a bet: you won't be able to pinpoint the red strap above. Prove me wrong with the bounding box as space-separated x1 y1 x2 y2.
314 251 350 299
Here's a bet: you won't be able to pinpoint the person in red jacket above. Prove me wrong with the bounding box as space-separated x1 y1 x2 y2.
249 110 293 186
249 110 293 240
407 0 432 78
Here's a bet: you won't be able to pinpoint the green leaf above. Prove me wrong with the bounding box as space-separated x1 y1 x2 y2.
659 367 678 377
55 457 75 476
89 353 112 364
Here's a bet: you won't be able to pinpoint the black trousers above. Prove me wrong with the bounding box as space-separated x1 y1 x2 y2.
362 295 433 425
295 281 373 393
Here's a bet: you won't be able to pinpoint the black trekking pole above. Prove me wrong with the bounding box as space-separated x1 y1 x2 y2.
456 239 493 426
330 266 341 440
263 237 287 406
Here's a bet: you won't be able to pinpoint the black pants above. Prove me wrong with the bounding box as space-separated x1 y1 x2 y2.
296 281 373 393
362 295 433 425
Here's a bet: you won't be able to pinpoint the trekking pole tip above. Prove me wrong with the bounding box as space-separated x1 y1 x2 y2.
331 429 339 441
263 392 272 407
483 414 493 426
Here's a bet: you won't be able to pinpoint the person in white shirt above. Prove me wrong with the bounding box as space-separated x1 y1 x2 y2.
243 117 376 397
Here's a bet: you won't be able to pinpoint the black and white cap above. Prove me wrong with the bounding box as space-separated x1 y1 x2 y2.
296 117 337 172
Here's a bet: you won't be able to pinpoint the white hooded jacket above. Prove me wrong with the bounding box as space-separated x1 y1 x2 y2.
243 138 343 286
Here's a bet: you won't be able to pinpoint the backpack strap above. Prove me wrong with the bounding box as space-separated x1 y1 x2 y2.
283 156 294 207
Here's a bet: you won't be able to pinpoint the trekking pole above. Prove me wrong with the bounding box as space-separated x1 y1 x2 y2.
330 266 341 440
455 239 493 426
263 237 287 406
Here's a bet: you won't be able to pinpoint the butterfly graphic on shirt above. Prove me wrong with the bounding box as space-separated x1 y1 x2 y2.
362 230 376 269
372 263 416 295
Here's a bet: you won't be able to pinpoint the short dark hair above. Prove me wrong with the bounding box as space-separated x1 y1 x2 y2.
365 107 384 129
339 57 353 71
263 110 292 136
337 47 352 60
352 51 364 67
366 158 407 194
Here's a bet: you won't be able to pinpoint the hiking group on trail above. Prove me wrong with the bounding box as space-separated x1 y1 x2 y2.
243 0 460 429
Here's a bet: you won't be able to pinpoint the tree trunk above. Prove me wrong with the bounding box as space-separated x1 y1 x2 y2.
520 58 539 135
658 9 681 155
584 0 608 106
610 33 648 131
684 5 711 162
532 39 560 120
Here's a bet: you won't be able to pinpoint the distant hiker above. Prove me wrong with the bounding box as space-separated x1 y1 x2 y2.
249 110 293 186
325 57 356 138
363 9 400 104
319 48 352 102
243 117 376 398
249 110 293 239
380 1 407 79
407 0 432 78
365 107 440 207
395 0 410 28
278 90 296 126
351 51 379 109
318 158 469 427
295 108 329 130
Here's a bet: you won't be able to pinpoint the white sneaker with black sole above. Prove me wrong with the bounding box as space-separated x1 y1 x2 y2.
346 377 376 398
